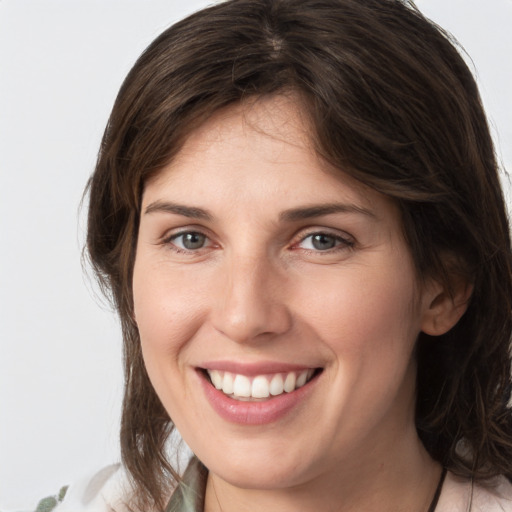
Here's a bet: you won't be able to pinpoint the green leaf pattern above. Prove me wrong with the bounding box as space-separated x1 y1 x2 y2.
34 487 68 512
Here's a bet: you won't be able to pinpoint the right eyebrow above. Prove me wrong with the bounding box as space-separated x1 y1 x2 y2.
279 202 376 222
144 201 213 221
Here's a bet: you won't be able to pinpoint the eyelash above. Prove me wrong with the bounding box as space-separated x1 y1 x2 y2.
294 231 355 254
161 229 354 255
162 230 213 254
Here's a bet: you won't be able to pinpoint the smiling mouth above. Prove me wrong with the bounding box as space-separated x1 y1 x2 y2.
202 368 322 401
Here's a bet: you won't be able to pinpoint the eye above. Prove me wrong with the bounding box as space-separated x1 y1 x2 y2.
297 232 353 252
169 231 210 251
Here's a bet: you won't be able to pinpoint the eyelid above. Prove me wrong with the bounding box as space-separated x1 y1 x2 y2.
160 226 216 253
159 223 210 241
157 225 354 254
292 227 355 251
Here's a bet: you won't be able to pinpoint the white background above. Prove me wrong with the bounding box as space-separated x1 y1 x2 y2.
0 0 510 509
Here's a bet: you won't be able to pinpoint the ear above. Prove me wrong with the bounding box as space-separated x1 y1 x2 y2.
420 277 473 336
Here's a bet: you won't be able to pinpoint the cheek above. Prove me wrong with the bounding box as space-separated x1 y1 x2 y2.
302 264 421 422
295 260 422 403
299 266 419 342
132 257 207 373
132 260 212 424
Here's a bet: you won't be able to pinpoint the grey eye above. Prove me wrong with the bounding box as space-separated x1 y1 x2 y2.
174 232 208 250
297 232 353 252
310 234 337 250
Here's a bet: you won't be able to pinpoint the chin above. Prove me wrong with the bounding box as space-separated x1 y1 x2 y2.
197 440 320 490
212 463 309 491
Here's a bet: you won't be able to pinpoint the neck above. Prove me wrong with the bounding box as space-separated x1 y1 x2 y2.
204 429 442 512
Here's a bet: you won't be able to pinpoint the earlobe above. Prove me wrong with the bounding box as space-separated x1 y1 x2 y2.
421 279 473 336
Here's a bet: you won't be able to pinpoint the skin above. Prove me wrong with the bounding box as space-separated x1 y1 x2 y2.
133 95 466 511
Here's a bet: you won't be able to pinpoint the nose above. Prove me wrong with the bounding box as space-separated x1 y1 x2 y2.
211 254 292 344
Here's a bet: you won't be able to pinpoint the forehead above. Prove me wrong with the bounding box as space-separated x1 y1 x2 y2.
149 95 316 185
143 95 388 215
181 95 312 155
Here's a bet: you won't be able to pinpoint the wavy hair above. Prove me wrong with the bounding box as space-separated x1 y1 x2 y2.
86 0 512 508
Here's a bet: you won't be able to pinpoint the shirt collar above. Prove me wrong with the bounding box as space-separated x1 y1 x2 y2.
166 456 208 512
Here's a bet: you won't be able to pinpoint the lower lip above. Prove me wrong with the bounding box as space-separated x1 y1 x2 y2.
199 371 319 425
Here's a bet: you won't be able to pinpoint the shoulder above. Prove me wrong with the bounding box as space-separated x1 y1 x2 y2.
34 459 205 512
35 464 137 512
472 476 512 512
438 471 512 512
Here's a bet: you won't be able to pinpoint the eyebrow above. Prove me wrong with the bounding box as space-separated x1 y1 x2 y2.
144 200 376 222
144 201 213 221
279 203 376 222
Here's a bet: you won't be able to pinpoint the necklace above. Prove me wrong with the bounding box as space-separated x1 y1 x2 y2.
206 466 449 512
427 467 447 512
167 458 449 512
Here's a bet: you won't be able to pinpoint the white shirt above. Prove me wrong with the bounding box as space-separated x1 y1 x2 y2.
50 464 512 512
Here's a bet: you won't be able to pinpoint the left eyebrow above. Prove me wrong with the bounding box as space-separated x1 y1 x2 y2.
279 203 377 222
144 200 213 221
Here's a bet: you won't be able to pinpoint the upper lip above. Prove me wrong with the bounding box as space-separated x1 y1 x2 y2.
198 360 321 376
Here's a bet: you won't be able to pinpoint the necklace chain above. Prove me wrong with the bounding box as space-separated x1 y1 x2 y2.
207 467 448 512
427 467 447 512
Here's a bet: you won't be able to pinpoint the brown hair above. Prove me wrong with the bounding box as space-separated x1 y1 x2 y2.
86 0 512 508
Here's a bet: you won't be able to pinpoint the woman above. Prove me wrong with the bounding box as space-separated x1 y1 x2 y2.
43 0 512 510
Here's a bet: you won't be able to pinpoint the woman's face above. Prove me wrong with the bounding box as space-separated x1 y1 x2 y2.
133 96 438 490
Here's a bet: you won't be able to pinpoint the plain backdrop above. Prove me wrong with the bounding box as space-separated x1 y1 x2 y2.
0 0 511 510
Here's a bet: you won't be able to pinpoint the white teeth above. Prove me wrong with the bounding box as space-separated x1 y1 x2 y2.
251 376 270 398
206 368 316 400
233 374 251 397
284 372 296 392
222 372 234 395
296 369 308 388
209 370 223 389
269 374 284 396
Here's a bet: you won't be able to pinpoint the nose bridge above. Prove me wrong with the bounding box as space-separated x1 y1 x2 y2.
213 249 291 343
